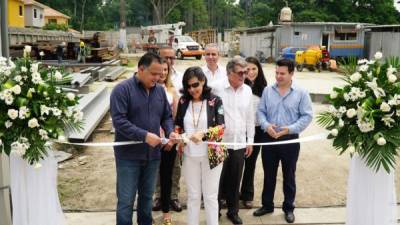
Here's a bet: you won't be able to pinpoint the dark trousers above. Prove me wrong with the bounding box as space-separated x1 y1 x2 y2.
218 148 245 215
57 55 63 64
261 133 300 213
159 145 177 213
116 158 160 225
240 126 264 201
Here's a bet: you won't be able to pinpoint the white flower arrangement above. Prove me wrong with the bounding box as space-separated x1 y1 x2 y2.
318 53 400 172
0 47 83 164
374 51 383 60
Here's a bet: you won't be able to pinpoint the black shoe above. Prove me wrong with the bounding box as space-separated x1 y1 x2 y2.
284 211 295 223
152 198 161 211
170 199 182 212
227 214 243 224
253 207 274 217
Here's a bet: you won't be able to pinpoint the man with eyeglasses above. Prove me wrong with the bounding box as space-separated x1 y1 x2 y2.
212 58 255 225
152 46 184 213
201 43 227 87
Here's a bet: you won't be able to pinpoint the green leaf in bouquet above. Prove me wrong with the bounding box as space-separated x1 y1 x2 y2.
362 97 375 109
316 112 335 128
332 132 349 154
2 80 14 90
385 57 400 72
3 143 11 155
37 83 49 93
373 132 383 141
333 87 343 93
26 89 33 99
63 118 84 133
375 65 381 78
32 102 40 117
338 56 358 75
16 97 28 107
363 144 397 173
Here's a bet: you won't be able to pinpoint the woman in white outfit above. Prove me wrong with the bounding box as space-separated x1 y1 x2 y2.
175 66 226 225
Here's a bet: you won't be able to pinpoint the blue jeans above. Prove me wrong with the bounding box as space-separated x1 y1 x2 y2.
116 158 160 225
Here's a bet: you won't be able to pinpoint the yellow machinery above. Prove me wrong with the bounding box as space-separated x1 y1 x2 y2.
295 48 323 72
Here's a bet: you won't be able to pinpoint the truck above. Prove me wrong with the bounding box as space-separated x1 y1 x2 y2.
140 22 204 60
172 35 203 60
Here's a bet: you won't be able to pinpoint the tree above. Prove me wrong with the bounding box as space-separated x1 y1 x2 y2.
80 0 88 31
240 0 400 27
150 0 185 24
204 0 245 30
168 0 208 31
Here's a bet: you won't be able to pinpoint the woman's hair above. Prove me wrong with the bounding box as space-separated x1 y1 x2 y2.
160 58 174 92
244 56 268 97
180 66 212 100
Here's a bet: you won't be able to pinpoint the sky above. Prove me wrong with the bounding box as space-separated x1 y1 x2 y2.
395 0 400 12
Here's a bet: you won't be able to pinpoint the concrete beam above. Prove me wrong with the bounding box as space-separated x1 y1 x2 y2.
70 73 92 89
66 85 110 142
105 66 126 81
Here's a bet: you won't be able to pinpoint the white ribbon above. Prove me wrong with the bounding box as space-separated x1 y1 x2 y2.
207 133 328 146
54 133 329 147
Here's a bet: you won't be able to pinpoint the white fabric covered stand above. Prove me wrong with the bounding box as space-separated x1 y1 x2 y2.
10 151 66 225
346 155 398 225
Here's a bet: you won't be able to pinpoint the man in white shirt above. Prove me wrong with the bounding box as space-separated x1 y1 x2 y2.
152 46 183 212
201 44 227 87
213 58 255 225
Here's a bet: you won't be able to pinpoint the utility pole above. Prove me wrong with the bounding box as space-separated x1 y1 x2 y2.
119 0 128 53
0 1 12 224
1 0 10 57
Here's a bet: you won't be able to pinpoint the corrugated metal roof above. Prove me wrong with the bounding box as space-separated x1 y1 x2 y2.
236 22 375 33
281 22 374 26
235 25 281 33
364 25 400 29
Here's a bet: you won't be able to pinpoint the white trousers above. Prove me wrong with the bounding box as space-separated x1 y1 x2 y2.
182 155 222 225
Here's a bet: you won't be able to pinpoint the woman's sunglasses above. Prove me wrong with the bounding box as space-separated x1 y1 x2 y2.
187 82 200 89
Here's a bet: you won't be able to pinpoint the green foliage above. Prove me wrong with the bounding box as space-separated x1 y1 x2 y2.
239 0 400 27
338 56 358 76
43 23 69 31
168 0 209 31
36 0 400 31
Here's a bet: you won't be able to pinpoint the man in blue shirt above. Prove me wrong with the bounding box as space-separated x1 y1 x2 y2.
110 52 178 225
253 59 313 223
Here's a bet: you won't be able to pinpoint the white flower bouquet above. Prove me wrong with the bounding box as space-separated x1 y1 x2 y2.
0 46 83 164
318 52 400 172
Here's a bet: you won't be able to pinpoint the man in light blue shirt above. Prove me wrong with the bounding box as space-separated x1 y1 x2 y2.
253 59 313 223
